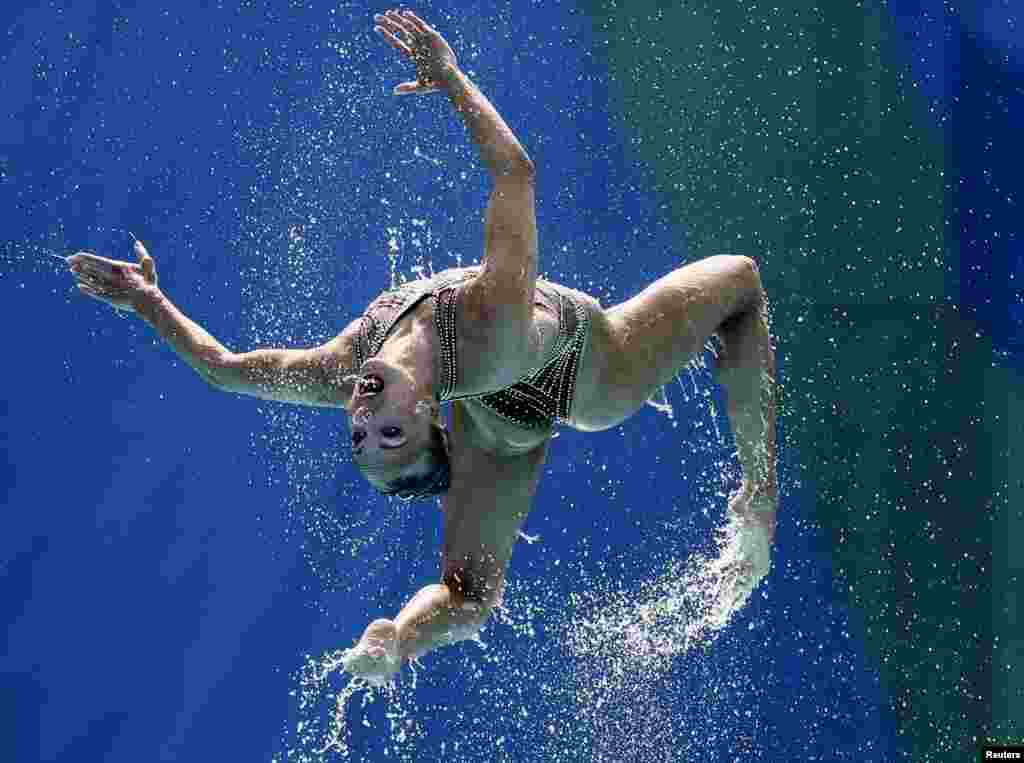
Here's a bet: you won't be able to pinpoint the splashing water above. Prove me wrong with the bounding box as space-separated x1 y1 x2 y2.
277 648 423 762
644 385 675 419
644 341 726 435
565 510 772 675
568 336 772 672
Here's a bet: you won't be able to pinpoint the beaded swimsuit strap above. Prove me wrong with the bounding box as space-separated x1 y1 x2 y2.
435 284 461 402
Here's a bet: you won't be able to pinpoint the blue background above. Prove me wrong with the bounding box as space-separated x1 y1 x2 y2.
1 1 1018 761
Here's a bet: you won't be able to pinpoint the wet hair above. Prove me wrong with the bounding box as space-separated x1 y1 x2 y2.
372 423 451 502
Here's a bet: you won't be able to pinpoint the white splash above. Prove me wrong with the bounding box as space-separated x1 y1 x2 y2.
566 511 772 670
276 646 422 762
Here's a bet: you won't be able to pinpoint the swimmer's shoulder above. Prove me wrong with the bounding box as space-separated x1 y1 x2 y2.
314 318 364 382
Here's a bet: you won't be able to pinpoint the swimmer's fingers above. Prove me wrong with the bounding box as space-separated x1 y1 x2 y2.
70 249 154 288
377 10 417 43
374 22 412 58
74 268 133 299
69 246 159 313
71 259 139 293
399 10 431 35
374 9 455 95
72 264 116 292
77 282 122 310
68 252 128 279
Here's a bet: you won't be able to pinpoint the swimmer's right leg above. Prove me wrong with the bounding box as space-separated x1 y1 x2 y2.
571 255 777 533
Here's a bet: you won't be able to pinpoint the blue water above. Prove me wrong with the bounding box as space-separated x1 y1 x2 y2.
1 1 1016 761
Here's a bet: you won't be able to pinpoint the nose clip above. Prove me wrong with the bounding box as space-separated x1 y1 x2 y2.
345 373 384 399
353 408 374 427
359 375 383 395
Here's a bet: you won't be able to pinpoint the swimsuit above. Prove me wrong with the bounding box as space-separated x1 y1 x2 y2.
352 267 590 429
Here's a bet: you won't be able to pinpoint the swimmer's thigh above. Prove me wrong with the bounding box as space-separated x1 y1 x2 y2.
569 255 760 432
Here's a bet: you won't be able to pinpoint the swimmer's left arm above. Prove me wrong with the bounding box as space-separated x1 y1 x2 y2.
381 429 546 663
391 409 546 663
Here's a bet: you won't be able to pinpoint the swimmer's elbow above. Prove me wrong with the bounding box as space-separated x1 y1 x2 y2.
444 604 492 648
470 603 495 632
445 593 495 643
436 571 502 647
451 594 494 631
196 350 236 392
197 365 227 391
734 256 765 305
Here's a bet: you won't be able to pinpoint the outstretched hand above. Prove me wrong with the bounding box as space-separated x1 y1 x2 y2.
373 9 457 95
67 240 160 314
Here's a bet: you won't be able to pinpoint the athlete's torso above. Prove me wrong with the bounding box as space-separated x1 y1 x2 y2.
354 266 593 453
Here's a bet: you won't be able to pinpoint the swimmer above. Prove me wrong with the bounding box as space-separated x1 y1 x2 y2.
66 9 776 684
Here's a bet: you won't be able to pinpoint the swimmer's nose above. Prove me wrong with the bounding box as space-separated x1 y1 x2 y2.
351 430 366 448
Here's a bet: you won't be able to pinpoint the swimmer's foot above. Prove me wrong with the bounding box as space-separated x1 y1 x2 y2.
728 480 777 544
703 483 776 618
713 506 773 610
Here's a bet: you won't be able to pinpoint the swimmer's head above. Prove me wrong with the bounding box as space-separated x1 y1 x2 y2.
362 422 451 500
345 357 451 500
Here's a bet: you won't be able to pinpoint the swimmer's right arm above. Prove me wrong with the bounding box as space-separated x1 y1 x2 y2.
375 11 538 386
68 242 354 408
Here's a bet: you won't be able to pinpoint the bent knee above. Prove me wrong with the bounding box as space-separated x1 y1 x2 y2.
740 256 764 289
719 255 765 312
717 254 761 284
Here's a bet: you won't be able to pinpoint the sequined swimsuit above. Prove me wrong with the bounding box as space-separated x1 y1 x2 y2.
352 267 590 430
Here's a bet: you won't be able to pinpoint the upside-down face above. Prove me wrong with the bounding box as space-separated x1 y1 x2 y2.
345 357 439 489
